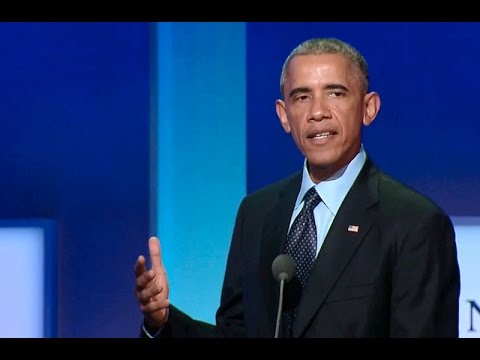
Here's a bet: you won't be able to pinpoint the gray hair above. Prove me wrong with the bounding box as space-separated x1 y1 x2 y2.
279 38 369 98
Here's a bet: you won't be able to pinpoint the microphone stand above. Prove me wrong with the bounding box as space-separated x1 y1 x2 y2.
274 273 287 338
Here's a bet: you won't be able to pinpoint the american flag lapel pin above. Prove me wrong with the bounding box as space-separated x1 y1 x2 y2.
348 225 359 233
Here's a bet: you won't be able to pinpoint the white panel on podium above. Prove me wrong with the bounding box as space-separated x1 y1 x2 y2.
452 217 480 338
0 220 56 338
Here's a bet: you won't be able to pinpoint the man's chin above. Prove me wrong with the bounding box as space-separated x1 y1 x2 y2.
306 158 333 175
306 155 348 181
306 155 336 170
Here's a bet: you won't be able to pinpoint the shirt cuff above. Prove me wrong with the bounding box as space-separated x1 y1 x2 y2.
142 323 163 338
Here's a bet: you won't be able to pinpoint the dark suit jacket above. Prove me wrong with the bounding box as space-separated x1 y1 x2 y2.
158 158 460 338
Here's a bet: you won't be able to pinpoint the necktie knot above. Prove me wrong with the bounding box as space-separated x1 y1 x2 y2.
302 187 321 211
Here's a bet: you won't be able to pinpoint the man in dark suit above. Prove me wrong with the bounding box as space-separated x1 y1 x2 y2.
134 37 460 337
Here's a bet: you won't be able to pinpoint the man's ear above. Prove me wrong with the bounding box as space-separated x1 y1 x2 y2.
276 99 291 133
363 91 381 127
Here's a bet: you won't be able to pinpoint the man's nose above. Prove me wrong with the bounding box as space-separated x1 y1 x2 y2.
309 98 331 121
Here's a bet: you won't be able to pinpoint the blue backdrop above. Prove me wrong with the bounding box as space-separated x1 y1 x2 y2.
0 22 150 337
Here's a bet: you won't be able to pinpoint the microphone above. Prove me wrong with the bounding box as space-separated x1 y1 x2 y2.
271 254 296 338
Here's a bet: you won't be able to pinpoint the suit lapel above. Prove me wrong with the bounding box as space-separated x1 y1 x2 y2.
293 160 380 337
259 172 302 337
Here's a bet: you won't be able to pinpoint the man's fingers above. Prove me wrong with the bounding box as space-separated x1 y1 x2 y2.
137 282 164 303
140 298 170 313
135 269 155 291
148 236 164 270
134 255 147 277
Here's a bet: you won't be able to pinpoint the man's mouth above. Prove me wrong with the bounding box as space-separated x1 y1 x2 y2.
308 131 335 139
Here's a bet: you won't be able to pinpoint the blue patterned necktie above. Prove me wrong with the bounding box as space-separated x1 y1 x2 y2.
282 186 321 337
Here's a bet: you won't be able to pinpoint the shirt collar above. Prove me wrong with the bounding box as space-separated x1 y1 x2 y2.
295 145 367 216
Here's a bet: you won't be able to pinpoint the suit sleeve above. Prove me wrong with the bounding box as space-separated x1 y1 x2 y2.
390 212 460 337
214 196 248 337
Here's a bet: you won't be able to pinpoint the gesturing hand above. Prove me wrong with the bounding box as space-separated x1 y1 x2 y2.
134 236 170 328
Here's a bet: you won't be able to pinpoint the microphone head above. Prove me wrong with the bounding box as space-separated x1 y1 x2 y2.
272 254 296 283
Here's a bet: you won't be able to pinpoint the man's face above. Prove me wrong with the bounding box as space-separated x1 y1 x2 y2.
276 53 379 181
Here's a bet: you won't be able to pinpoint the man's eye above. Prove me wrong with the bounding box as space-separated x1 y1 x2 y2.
296 95 309 101
329 91 344 98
